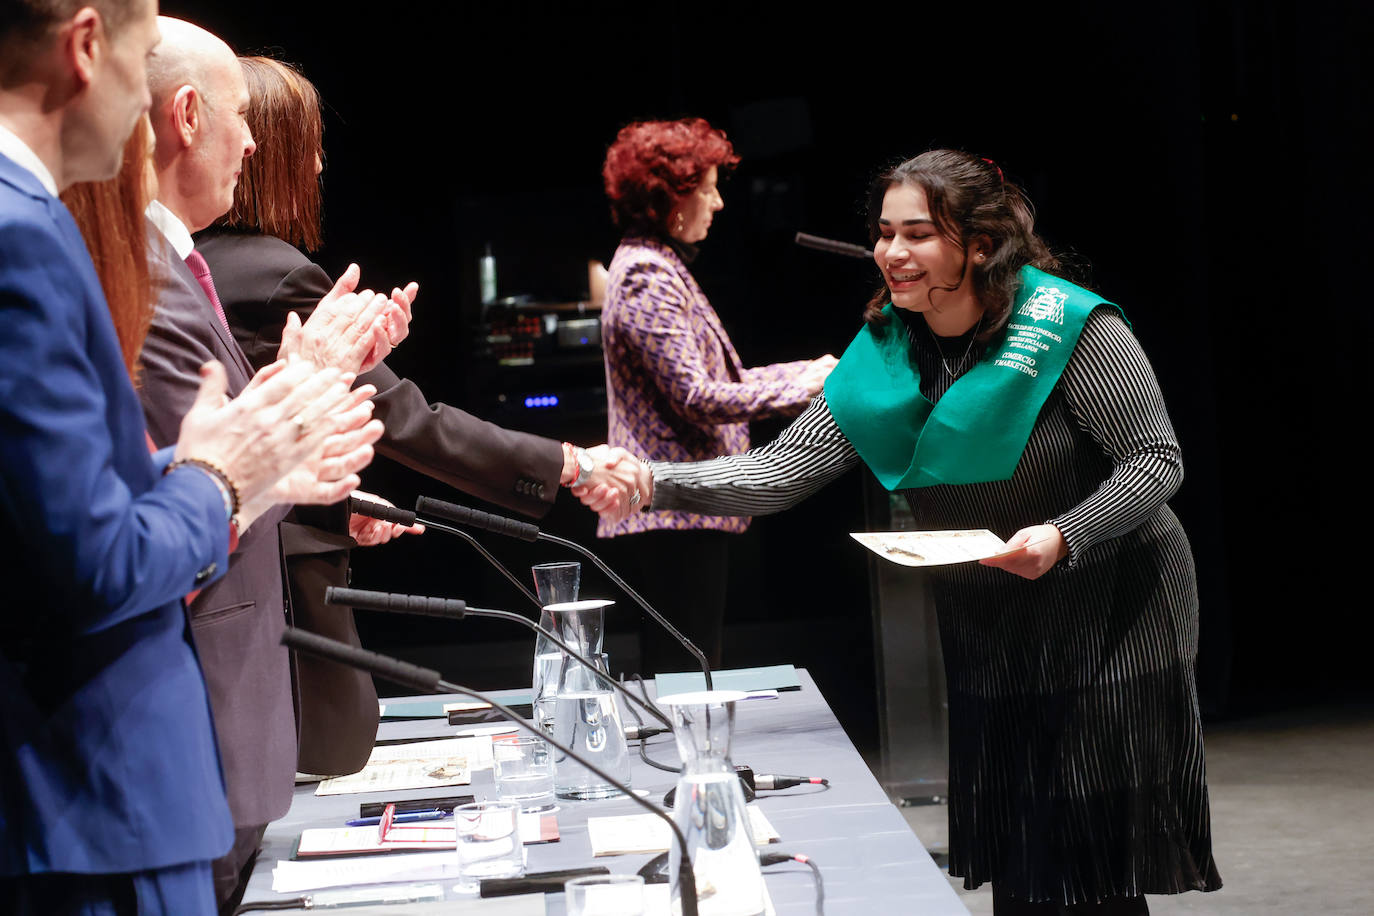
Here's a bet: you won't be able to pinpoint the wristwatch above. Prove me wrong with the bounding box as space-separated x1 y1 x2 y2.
570 446 594 488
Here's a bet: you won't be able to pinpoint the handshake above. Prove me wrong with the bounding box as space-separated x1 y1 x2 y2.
566 445 654 523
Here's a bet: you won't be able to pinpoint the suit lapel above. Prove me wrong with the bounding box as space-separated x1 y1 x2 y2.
194 260 256 381
164 243 257 385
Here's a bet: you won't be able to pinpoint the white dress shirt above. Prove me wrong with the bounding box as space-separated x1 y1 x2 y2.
0 123 59 196
145 198 195 257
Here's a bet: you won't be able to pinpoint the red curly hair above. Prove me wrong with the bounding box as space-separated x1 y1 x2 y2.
602 118 739 235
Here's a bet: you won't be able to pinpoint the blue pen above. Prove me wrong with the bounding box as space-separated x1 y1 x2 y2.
345 809 448 827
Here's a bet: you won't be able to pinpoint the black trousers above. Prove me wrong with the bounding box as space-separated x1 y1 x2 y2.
0 859 215 915
212 824 266 915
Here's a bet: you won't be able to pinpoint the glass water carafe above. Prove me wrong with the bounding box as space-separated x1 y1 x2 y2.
531 562 581 732
662 690 764 916
545 599 631 799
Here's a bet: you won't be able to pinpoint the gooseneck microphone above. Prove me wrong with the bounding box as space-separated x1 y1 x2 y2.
345 501 672 735
412 495 713 690
279 627 699 916
324 586 671 730
348 497 540 609
286 625 444 692
347 496 417 529
793 231 872 260
325 584 468 620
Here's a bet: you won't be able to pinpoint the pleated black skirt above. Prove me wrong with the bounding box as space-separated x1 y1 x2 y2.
930 512 1222 902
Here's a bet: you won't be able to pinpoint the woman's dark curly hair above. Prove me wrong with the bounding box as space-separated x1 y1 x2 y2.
865 150 1060 342
602 118 740 235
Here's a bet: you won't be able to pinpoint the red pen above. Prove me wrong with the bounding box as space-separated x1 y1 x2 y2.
377 802 396 843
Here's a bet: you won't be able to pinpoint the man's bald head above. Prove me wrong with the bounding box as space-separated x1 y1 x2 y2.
147 16 255 232
146 17 234 112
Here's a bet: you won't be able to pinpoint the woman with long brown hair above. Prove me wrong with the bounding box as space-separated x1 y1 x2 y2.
585 149 1222 914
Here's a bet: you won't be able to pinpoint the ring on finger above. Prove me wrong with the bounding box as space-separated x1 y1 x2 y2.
290 414 314 439
629 489 642 507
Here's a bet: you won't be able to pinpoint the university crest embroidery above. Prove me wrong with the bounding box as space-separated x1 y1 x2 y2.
1018 285 1068 324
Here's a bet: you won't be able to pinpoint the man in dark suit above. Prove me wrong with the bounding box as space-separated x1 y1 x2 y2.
138 18 407 912
0 3 373 911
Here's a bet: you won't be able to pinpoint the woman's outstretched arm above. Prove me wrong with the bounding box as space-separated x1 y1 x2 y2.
582 394 861 521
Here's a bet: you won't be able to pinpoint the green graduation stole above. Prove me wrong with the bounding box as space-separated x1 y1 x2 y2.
824 265 1124 490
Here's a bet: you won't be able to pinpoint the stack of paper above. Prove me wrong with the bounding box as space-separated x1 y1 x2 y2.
272 851 458 893
315 737 494 796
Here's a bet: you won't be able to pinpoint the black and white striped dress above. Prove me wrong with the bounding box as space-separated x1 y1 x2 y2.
651 307 1222 903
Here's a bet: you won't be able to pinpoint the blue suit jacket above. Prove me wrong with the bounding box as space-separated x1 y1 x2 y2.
0 153 234 874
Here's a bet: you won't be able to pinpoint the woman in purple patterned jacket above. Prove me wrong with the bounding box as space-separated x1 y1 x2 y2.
598 118 836 674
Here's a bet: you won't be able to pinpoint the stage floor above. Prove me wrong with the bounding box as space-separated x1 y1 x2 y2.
896 698 1374 915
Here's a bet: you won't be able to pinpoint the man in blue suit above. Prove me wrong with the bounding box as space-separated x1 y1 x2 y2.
0 2 374 911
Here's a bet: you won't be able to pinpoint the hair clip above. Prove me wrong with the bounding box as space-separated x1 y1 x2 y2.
981 157 1005 186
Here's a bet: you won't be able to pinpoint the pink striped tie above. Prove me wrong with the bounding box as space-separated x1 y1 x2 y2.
184 249 233 339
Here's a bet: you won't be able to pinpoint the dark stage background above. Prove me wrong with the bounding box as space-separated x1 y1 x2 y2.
167 0 1373 749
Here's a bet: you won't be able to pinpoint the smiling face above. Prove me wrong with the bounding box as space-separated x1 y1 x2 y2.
667 165 723 244
873 181 983 330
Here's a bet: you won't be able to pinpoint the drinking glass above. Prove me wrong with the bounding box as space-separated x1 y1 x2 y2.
452 801 523 893
492 734 556 812
565 874 645 916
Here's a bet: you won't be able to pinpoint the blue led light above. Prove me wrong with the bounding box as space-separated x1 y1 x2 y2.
523 395 560 409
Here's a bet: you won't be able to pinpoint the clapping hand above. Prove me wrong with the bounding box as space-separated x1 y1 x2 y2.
348 281 417 374
175 357 384 531
278 265 416 375
252 389 384 514
361 282 418 372
979 524 1068 580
